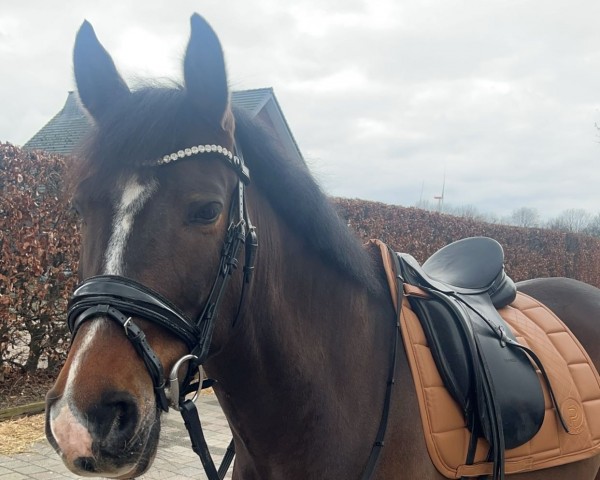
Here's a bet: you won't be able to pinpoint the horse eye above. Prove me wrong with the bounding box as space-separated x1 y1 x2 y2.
186 201 223 225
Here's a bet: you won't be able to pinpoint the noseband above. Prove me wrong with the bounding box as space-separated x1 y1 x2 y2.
67 143 257 414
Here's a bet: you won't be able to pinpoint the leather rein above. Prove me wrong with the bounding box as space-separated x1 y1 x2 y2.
65 142 398 480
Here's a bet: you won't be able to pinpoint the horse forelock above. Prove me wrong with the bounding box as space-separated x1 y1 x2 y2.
71 85 235 191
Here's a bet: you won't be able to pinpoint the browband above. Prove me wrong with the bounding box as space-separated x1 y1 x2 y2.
157 143 250 184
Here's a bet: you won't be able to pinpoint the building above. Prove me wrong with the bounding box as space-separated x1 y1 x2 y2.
25 88 303 163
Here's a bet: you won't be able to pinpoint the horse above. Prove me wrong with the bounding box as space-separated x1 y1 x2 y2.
45 14 600 480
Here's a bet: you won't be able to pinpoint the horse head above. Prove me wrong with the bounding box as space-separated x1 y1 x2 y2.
45 14 248 478
44 9 396 478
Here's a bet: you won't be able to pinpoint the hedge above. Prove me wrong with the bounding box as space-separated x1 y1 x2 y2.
0 143 79 374
1 142 600 374
333 198 600 286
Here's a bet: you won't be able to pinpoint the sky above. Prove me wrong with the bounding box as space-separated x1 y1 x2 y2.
1 0 600 219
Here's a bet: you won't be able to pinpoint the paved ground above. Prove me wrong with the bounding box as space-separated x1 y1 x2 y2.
0 394 233 479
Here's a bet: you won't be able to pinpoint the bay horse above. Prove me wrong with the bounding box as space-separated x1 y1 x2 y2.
45 14 600 479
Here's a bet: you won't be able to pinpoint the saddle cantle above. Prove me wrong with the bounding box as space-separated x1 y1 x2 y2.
373 237 588 479
420 236 517 309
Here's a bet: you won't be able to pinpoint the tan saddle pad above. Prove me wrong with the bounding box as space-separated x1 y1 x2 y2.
377 242 600 478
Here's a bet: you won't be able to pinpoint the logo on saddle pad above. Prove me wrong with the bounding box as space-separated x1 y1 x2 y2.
561 398 585 434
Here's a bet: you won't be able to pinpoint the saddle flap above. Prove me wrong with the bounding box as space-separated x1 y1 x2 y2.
461 294 545 448
404 286 545 449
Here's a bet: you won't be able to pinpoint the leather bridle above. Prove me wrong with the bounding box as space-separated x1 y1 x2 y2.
65 141 397 480
66 143 256 479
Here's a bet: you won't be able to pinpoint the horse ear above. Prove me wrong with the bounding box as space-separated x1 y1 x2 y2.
73 20 130 120
183 14 231 125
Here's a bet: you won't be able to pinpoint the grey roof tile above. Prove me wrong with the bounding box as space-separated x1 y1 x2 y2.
23 92 91 155
231 88 272 116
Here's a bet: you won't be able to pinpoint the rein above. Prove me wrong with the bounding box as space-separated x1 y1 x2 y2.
359 244 401 480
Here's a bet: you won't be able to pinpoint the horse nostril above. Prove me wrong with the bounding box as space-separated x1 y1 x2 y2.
112 400 137 434
74 456 96 473
90 391 139 444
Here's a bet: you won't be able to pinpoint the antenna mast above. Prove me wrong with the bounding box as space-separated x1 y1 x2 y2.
433 170 446 212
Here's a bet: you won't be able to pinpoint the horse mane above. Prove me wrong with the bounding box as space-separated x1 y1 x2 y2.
70 85 381 292
233 107 381 292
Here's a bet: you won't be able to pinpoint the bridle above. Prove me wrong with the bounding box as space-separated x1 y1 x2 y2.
65 141 397 480
67 142 256 479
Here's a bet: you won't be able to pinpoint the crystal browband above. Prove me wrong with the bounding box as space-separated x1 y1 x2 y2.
157 144 250 183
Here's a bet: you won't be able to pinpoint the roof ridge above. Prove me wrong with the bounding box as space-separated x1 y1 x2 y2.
232 87 273 94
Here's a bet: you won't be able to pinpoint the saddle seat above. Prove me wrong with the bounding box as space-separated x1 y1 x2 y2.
400 237 517 309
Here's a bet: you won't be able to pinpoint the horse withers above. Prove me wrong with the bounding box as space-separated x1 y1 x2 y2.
45 14 600 480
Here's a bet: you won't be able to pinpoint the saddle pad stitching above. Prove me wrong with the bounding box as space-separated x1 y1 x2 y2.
400 293 600 477
500 298 600 452
369 240 600 476
506 294 600 442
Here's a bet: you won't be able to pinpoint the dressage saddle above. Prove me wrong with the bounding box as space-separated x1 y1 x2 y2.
397 237 558 479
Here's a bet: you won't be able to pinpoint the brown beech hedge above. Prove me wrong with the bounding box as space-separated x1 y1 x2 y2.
333 198 600 287
2 142 600 373
0 143 79 374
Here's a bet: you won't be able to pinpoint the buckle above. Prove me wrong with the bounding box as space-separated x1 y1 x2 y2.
167 354 203 411
123 316 133 335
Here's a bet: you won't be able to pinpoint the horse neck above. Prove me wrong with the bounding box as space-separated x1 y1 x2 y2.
206 193 396 478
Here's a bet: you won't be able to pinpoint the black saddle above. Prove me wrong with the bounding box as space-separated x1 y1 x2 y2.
397 237 559 480
401 237 517 308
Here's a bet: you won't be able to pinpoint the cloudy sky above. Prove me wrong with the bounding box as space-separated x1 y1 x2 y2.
2 0 600 219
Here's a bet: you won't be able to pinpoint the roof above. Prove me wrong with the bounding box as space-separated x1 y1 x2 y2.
24 88 303 163
232 88 271 115
24 92 92 155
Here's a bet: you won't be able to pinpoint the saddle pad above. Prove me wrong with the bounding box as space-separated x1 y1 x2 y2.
373 240 600 478
400 291 600 477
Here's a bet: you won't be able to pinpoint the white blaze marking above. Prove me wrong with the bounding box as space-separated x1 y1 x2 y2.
49 321 100 462
63 320 101 401
104 175 157 275
50 176 158 470
50 404 94 461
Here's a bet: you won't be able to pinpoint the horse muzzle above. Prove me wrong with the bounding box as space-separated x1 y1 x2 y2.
45 388 159 478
